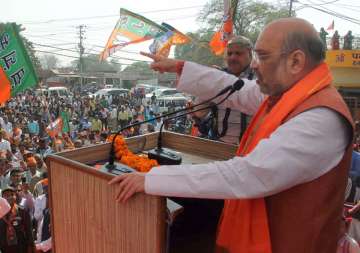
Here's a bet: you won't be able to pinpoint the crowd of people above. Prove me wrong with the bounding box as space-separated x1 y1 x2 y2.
1 17 359 253
0 88 194 252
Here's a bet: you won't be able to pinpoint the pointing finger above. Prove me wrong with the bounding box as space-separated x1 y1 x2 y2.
140 51 159 61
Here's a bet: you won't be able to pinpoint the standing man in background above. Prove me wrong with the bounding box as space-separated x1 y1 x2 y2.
194 36 255 144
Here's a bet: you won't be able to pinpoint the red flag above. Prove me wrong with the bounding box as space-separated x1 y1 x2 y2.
327 20 334 31
0 67 11 105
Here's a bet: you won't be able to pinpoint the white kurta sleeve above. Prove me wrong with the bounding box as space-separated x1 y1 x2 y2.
145 108 350 199
177 62 264 116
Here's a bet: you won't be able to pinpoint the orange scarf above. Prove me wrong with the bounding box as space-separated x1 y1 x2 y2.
216 63 333 253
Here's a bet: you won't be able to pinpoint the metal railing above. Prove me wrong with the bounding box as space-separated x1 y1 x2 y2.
326 36 360 50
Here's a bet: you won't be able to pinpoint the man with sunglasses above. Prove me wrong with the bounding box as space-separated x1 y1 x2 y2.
110 18 353 253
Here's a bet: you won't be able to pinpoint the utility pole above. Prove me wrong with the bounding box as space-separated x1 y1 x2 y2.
289 0 295 17
77 25 86 91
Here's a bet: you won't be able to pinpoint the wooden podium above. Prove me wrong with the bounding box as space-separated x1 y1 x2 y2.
47 132 237 253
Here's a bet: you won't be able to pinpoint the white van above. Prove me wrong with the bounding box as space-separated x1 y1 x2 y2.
156 96 189 113
48 87 71 98
145 88 181 101
35 87 71 99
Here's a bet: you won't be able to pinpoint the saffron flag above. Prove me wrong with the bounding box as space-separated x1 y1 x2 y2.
327 20 334 31
100 8 168 60
209 0 239 55
0 23 38 104
46 117 63 138
149 23 190 58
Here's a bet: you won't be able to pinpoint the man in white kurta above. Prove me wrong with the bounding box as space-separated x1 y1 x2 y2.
143 61 349 199
109 59 349 204
109 19 349 206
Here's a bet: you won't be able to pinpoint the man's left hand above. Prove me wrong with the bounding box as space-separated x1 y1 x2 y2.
108 172 146 203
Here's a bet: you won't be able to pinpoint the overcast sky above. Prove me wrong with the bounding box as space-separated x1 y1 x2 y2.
1 0 359 67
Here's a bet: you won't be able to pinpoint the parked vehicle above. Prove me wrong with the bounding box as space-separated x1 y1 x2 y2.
156 96 190 113
35 87 71 99
145 88 181 100
89 88 129 99
48 87 71 98
135 84 157 96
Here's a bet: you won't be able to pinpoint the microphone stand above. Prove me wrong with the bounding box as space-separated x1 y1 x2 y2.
148 90 237 165
107 80 244 171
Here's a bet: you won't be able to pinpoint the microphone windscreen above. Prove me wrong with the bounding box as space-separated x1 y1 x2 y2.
232 79 245 91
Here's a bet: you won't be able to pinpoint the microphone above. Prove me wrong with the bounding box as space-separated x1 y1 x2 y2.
105 79 245 172
211 79 244 98
147 118 182 165
229 79 245 94
147 82 242 165
147 103 213 165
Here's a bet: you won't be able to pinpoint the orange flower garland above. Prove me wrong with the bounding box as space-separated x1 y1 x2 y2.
107 135 159 172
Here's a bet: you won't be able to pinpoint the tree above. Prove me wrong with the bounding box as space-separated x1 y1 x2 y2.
198 0 291 42
175 0 290 65
39 54 60 70
71 54 121 73
175 31 224 66
122 61 155 76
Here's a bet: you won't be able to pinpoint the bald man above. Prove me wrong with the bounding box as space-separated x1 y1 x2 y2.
110 18 353 253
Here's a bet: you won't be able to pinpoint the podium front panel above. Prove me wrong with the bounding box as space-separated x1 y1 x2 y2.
48 158 165 253
47 132 236 253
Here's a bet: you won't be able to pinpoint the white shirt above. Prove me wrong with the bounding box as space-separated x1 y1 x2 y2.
34 194 47 243
0 138 11 152
2 122 13 136
110 108 118 119
34 195 46 226
144 62 350 199
155 121 163 131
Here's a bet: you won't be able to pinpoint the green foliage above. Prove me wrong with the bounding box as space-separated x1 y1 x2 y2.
39 54 59 70
175 0 291 65
198 0 290 42
122 61 155 76
122 80 134 89
71 54 121 72
174 31 224 67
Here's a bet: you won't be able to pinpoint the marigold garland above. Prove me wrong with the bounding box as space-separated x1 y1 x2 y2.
107 135 159 172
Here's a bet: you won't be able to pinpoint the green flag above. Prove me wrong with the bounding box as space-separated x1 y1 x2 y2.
0 23 38 103
60 110 70 133
100 9 167 60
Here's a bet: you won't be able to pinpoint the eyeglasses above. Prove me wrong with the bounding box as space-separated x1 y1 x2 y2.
252 51 289 63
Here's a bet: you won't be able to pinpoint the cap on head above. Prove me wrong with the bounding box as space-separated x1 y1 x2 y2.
227 36 253 49
1 186 16 196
